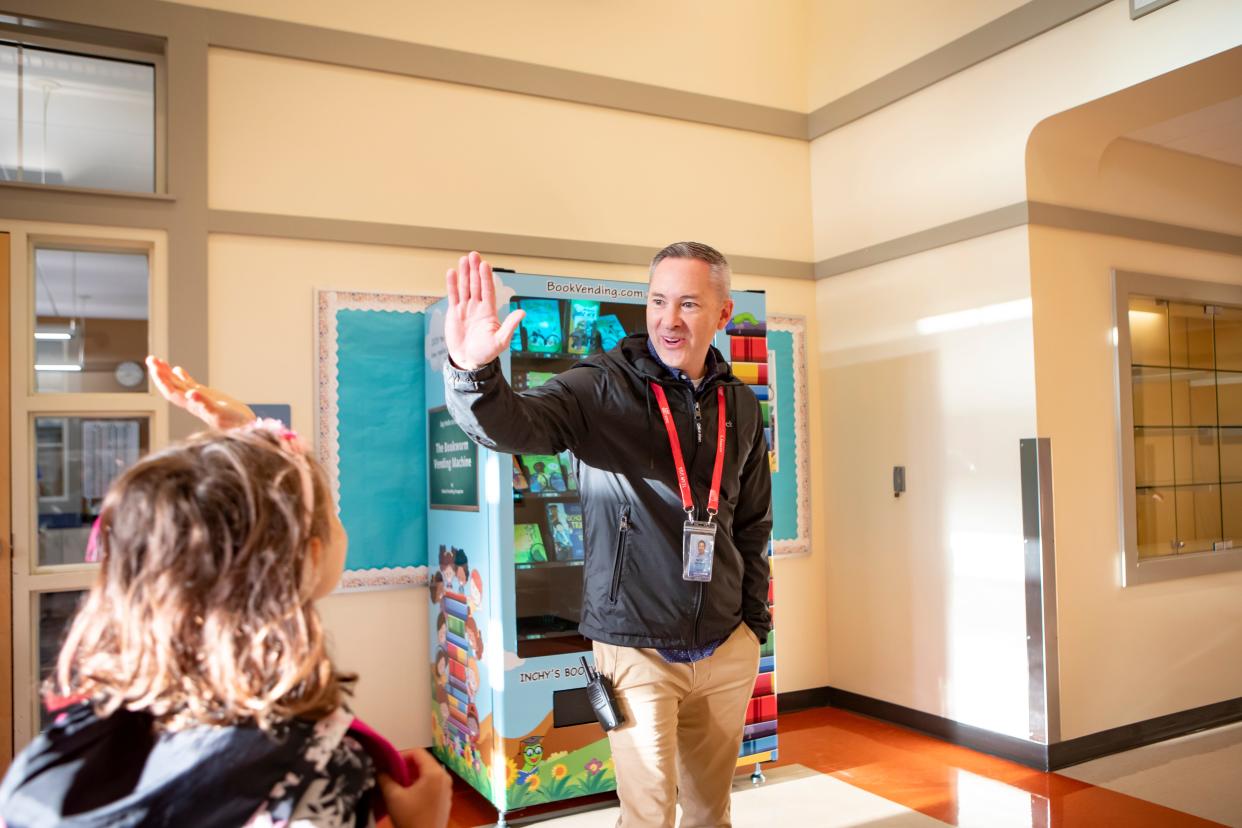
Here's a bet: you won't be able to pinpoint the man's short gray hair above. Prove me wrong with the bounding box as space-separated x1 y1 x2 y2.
649 241 732 301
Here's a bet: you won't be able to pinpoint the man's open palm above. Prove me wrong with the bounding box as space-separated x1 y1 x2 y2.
445 252 525 370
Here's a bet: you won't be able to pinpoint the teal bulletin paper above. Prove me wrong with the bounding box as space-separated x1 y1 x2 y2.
318 291 438 590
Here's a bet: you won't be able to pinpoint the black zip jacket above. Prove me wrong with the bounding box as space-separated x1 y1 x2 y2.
443 333 772 648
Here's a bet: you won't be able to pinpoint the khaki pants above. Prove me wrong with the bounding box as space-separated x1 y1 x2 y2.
592 623 761 828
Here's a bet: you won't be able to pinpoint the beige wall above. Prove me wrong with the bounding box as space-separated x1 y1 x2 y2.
208 48 813 262
1028 226 1242 740
178 0 809 111
806 0 1241 742
806 0 1027 109
1026 71 1242 738
209 233 824 747
816 227 1037 738
810 0 1242 260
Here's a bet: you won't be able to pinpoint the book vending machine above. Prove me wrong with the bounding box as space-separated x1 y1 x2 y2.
424 272 779 822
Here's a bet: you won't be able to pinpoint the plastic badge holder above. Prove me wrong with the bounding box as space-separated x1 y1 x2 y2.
683 519 717 582
580 657 624 732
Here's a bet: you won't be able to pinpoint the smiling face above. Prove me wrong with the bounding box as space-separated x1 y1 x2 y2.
646 257 733 380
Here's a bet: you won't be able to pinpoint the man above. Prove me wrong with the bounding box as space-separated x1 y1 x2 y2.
442 243 772 828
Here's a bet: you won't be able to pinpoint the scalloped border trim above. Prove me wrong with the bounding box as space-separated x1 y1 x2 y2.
769 315 812 559
316 290 439 592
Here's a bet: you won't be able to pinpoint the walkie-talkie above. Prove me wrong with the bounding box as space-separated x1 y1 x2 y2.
581 657 624 732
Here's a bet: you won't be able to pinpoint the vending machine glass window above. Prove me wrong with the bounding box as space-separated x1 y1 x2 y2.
510 296 647 657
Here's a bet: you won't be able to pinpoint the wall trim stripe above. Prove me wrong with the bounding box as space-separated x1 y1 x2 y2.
207 210 818 280
814 203 1031 278
1028 202 1242 257
807 0 1112 139
207 204 1242 283
815 202 1242 278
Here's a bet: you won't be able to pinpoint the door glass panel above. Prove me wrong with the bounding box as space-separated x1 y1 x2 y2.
33 248 149 393
37 590 85 730
37 415 149 566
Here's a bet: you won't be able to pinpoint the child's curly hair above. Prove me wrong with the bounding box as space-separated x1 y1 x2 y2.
50 426 354 731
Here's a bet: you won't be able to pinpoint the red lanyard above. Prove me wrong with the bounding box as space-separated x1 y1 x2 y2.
651 383 727 520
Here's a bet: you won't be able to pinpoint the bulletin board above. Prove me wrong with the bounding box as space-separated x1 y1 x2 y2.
317 290 437 591
768 315 812 557
316 291 813 586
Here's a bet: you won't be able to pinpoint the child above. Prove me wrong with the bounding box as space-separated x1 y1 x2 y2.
0 421 451 828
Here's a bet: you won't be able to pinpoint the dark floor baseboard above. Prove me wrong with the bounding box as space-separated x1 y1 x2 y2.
1049 696 1242 770
775 686 1242 772
777 686 833 713
815 687 1048 768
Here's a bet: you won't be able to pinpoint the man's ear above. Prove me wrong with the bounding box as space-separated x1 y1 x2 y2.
717 297 735 331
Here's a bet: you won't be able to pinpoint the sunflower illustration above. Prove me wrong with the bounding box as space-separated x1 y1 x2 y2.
526 774 542 792
552 764 568 780
505 757 519 788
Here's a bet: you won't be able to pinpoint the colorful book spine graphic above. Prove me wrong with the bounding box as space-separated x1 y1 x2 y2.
443 596 469 620
447 642 469 665
730 336 768 363
447 682 470 706
450 661 467 682
736 543 779 767
727 321 778 768
732 361 769 386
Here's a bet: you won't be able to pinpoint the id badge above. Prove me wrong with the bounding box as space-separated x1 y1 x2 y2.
683 520 717 582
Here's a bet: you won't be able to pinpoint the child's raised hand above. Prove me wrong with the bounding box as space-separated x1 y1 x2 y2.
147 356 257 430
377 747 452 828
